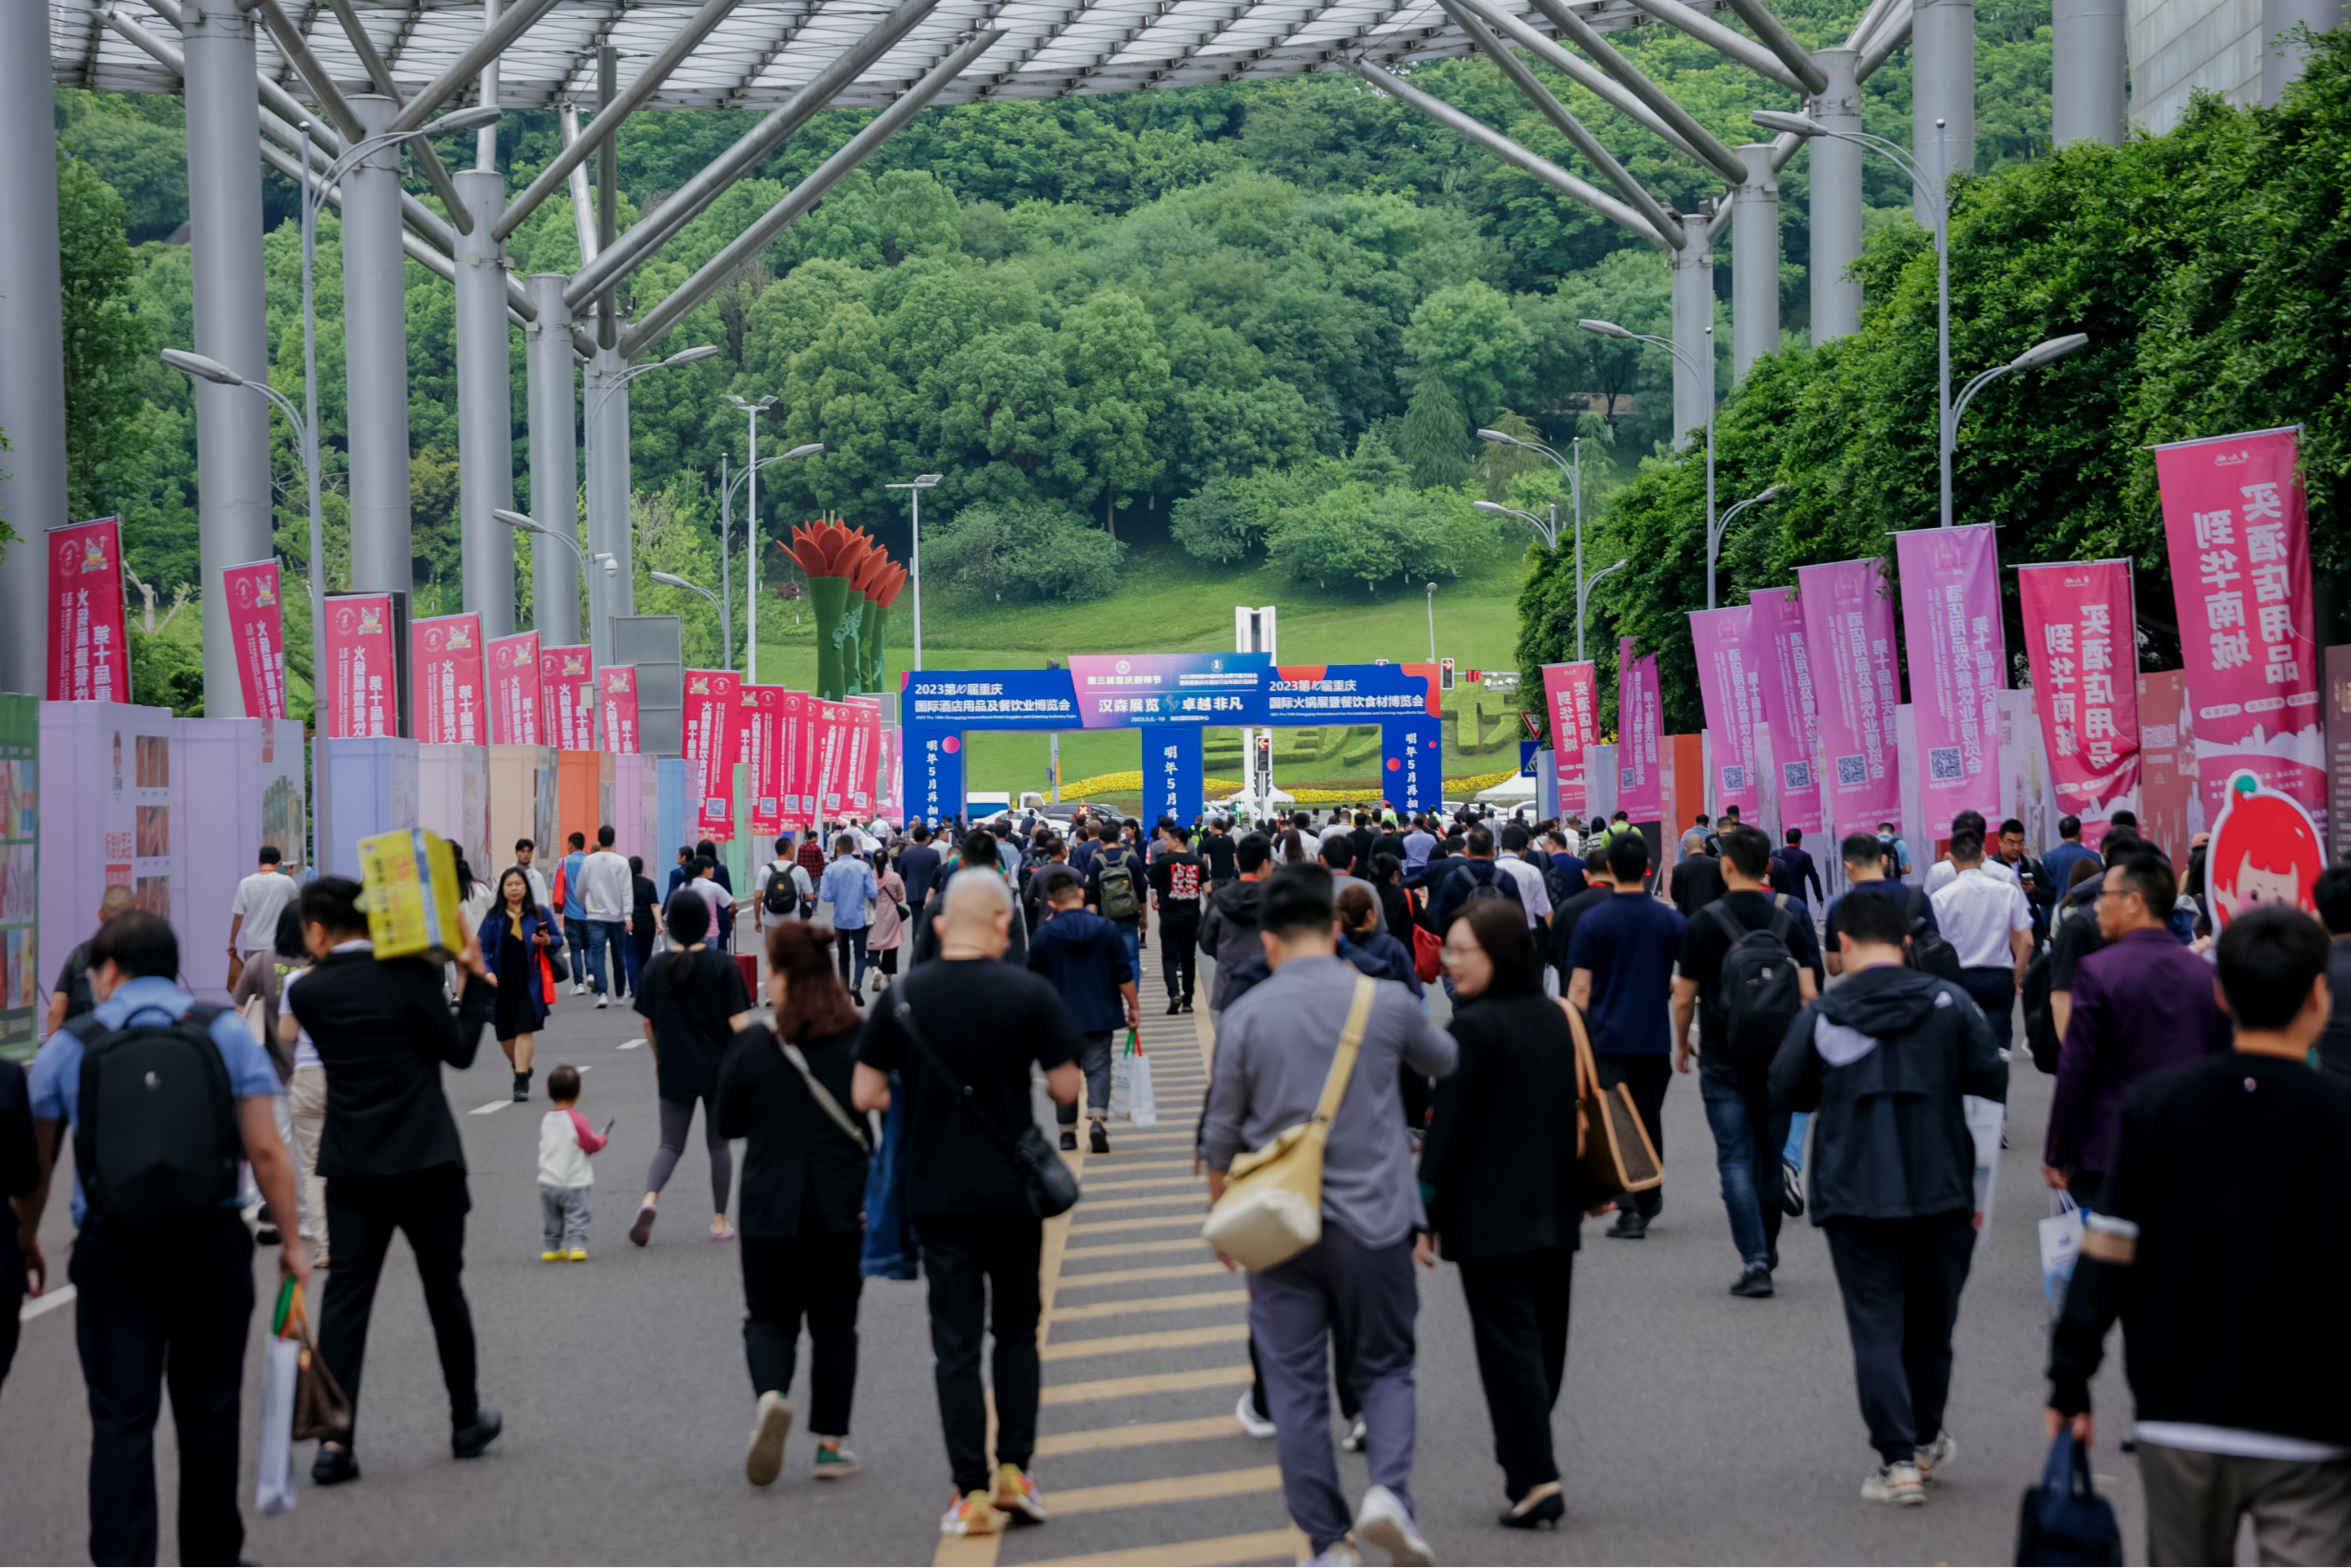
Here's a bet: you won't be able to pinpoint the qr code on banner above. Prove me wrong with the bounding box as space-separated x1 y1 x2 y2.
1721 765 1749 790
1784 761 1813 789
1927 746 1962 783
1835 754 1867 787
1620 766 1637 789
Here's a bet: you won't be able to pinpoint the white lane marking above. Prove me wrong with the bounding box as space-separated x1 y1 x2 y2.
470 1100 511 1116
616 1041 641 1050
20 1285 77 1322
577 1064 593 1072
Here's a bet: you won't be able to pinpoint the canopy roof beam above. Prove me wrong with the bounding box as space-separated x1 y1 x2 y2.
1447 0 1713 171
1519 0 1751 182
1620 0 1807 91
1716 0 1831 91
385 0 565 134
314 0 470 238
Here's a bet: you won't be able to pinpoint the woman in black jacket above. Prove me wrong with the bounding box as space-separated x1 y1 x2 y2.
717 919 871 1487
628 889 751 1246
1419 899 1592 1530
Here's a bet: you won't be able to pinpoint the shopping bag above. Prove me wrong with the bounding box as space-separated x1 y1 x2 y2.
257 1278 300 1517
1964 1093 2005 1250
1110 1032 1157 1126
2015 1432 2123 1565
2039 1193 2085 1329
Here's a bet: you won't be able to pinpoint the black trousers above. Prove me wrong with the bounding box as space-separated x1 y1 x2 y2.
1460 1247 1575 1502
1824 1210 1976 1464
69 1210 254 1566
915 1210 1042 1494
318 1165 481 1441
1160 918 1198 1005
741 1228 864 1435
0 1288 18 1391
1601 1052 1673 1219
1958 966 2017 1046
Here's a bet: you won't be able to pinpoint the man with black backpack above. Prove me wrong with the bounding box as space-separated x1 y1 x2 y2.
23 909 309 1566
1423 828 1525 938
1671 824 1822 1299
1086 827 1149 986
757 834 816 936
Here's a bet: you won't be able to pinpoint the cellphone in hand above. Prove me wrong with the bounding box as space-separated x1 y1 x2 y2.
601 1117 617 1139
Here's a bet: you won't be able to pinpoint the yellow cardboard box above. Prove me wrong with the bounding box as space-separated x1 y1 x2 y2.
357 827 466 961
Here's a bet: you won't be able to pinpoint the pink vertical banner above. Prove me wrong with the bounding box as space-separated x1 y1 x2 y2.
878 724 900 817
487 632 541 745
47 517 129 703
1540 662 1600 815
2018 561 2142 821
1688 606 1765 818
682 670 741 838
1615 637 1663 820
847 694 882 815
1894 524 2006 831
743 686 785 837
599 667 640 755
1749 587 1825 835
322 593 398 739
779 691 816 828
412 613 485 744
1798 558 1904 837
2155 426 2324 828
815 700 852 817
537 644 596 751
223 560 288 721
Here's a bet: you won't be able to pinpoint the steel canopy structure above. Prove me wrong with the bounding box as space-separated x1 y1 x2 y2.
14 0 2055 714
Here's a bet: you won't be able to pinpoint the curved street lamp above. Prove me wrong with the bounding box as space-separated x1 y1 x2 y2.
1707 482 1785 611
1580 316 1713 636
885 474 945 672
715 415 822 677
649 568 727 621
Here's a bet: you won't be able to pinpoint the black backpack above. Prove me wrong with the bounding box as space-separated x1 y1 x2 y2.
1456 860 1514 908
1541 863 1578 913
1706 899 1806 1055
762 861 799 918
2021 950 2059 1073
70 1002 242 1226
1900 886 1966 983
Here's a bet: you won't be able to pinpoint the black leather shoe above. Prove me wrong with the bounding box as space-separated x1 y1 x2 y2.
311 1446 359 1486
1059 1129 1078 1152
1166 1000 1182 1015
452 1409 504 1459
1499 1481 1564 1530
1604 1210 1648 1240
1731 1263 1775 1299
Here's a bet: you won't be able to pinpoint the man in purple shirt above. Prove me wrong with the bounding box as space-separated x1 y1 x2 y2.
2043 849 2232 1210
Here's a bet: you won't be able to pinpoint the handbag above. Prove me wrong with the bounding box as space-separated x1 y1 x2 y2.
888 992 1078 1219
779 1034 873 1154
1557 997 1663 1202
1202 974 1376 1272
271 1279 352 1444
2015 1432 2123 1565
2039 1192 2085 1329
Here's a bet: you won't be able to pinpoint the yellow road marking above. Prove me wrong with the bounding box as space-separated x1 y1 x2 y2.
1051 1262 1232 1289
1063 1237 1216 1260
1031 1415 1255 1457
1076 1193 1211 1215
1075 1158 1196 1175
1069 1214 1211 1236
1043 1464 1283 1517
1041 1324 1249 1361
1047 1290 1247 1323
1041 1365 1253 1405
1021 1527 1309 1567
1082 1174 1205 1193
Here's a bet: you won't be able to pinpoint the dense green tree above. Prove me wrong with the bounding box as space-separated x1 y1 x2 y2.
1398 379 1473 490
926 498 1126 602
57 155 155 532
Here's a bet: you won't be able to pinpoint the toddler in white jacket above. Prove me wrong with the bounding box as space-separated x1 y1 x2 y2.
539 1064 608 1260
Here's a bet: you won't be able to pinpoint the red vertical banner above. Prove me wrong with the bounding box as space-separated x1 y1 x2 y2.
322 593 398 738
814 700 851 818
779 691 816 828
487 633 541 745
2155 426 2324 830
47 517 129 703
847 694 882 815
222 560 288 721
878 724 900 818
682 669 742 838
538 644 597 750
1540 662 1599 815
1616 638 1663 820
2018 561 2141 824
412 613 486 744
600 667 640 755
743 686 786 837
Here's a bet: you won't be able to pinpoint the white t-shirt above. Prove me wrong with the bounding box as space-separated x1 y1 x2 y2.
231 870 298 953
1494 855 1553 929
1923 855 2019 896
278 962 321 1073
1927 866 2033 970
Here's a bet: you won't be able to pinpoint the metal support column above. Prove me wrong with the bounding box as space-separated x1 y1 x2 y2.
184 1 275 716
1669 210 1714 452
2052 0 2127 142
455 168 516 637
1913 0 1975 226
584 344 633 666
2263 0 2344 100
342 95 413 597
1809 47 1864 344
1731 144 1780 383
526 275 580 647
0 2 64 692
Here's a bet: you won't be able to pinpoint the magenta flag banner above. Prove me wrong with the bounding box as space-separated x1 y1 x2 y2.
600 668 641 756
1541 662 1600 815
1689 606 1765 818
538 644 597 751
1616 638 1663 820
1749 587 1825 835
47 517 128 703
1798 557 1904 837
224 561 288 722
322 593 398 738
2155 426 2324 825
1895 525 2006 830
2018 561 2141 820
487 632 540 745
411 613 485 744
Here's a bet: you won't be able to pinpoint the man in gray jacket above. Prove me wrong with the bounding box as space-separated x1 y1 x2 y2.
1196 833 1273 1018
1201 863 1456 1566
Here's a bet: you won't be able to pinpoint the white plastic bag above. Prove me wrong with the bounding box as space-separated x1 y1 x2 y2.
2040 1192 2085 1329
1963 1094 2005 1250
1110 1036 1157 1126
256 1335 300 1517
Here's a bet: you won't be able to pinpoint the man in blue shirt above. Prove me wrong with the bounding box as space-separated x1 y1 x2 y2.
1566 833 1686 1238
1029 868 1140 1153
820 833 881 1002
2041 815 2101 905
24 909 307 1566
559 830 591 993
899 821 944 911
1402 817 1437 876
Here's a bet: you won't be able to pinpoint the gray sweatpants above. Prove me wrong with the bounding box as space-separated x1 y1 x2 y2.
2138 1441 2351 1566
540 1184 591 1250
1247 1225 1420 1552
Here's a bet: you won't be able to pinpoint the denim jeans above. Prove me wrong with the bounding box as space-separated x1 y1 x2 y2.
565 917 590 984
1698 1053 1789 1266
1784 1110 1811 1170
1116 920 1141 988
584 918 627 996
1055 1032 1115 1123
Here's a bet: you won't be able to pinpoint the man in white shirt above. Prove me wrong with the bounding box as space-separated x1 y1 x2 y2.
228 846 298 987
1492 824 1554 933
1923 811 2019 895
1927 826 2035 1042
577 825 636 1008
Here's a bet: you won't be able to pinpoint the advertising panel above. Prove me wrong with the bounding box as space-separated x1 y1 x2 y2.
47 517 127 704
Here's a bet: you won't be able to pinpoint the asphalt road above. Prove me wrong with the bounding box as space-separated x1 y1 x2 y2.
3 939 2149 1566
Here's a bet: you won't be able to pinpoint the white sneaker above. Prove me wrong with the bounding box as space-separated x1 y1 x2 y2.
1916 1429 1958 1481
1303 1543 1362 1567
1355 1484 1433 1566
595 993 609 1009
1234 1390 1276 1439
1862 1460 1927 1506
1340 1417 1367 1453
571 981 586 997
745 1392 792 1486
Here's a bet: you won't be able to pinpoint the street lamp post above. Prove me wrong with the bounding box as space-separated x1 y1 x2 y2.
723 393 776 681
1580 318 1715 611
1424 581 1438 663
885 474 944 672
716 433 822 678
496 509 616 586
1579 557 1630 661
1705 482 1786 611
1948 333 2091 464
576 344 718 662
649 568 727 622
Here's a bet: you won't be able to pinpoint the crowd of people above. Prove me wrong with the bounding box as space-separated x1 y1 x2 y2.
7 793 2351 1566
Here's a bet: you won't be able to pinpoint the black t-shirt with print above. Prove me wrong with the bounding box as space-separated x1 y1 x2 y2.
1149 851 1207 922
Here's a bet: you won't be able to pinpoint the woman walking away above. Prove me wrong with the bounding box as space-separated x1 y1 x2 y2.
631 888 752 1245
1420 900 1596 1530
867 851 908 997
481 868 553 1101
719 920 872 1486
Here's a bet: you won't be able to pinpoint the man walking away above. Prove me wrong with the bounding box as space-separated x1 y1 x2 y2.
1198 834 1273 1019
1771 828 1824 905
1771 888 2007 1508
1424 828 1524 937
1029 868 1139 1153
1672 824 1820 1297
1318 836 1387 931
1149 823 1206 1014
1927 828 2033 1043
1200 864 1458 1567
2042 850 2231 1211
1877 823 1913 882
1087 828 1149 984
758 836 816 934
820 833 879 1002
227 845 298 990
288 877 503 1486
2048 905 2351 1565
1824 833 1940 977
558 832 591 994
1667 839 1727 917
1491 825 1553 935
1201 818 1239 890
1566 834 1686 1238
47 885 138 1038
852 870 1082 1538
580 826 636 1006
899 823 944 912
2041 815 2100 905
1680 814 1711 861
22 910 310 1564
1402 816 1436 877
